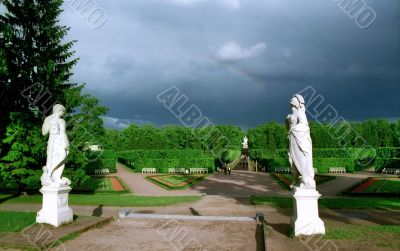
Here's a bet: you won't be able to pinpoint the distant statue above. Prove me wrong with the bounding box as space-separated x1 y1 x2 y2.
41 104 71 187
242 136 249 149
286 94 315 189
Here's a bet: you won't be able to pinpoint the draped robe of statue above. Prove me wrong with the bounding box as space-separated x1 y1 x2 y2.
41 105 71 186
287 96 316 189
242 136 249 149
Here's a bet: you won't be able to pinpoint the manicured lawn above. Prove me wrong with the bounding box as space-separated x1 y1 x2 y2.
76 177 129 193
251 195 400 210
0 194 201 207
324 224 400 249
0 177 129 194
345 177 400 196
0 211 36 232
271 173 336 190
79 177 113 191
162 175 197 185
146 174 207 190
364 179 400 193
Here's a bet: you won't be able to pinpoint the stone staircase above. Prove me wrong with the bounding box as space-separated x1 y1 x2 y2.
234 148 249 171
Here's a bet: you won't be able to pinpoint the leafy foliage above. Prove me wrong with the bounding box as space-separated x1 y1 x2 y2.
0 112 46 190
248 120 400 149
117 150 216 173
86 150 117 174
0 0 78 116
0 0 108 189
221 149 241 163
375 158 400 172
101 125 244 155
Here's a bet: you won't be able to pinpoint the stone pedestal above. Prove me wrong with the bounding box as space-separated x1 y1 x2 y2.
36 186 73 227
291 187 325 236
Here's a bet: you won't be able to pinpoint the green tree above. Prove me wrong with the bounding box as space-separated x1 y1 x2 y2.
63 85 108 183
101 129 125 151
0 0 107 188
0 0 77 115
0 112 46 191
0 40 8 145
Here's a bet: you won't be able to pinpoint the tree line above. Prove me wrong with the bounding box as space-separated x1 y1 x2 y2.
100 118 400 155
101 124 244 155
248 120 400 150
0 0 107 190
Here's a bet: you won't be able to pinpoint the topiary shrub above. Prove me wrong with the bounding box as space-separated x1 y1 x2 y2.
313 158 355 173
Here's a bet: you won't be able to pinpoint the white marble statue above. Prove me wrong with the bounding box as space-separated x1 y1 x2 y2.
41 104 71 187
287 94 325 236
286 94 316 189
242 136 249 149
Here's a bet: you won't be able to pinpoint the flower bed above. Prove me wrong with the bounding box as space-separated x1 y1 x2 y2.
344 177 400 197
146 174 207 190
74 176 129 194
110 177 124 191
271 173 336 190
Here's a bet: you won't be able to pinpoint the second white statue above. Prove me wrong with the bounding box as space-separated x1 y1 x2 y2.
286 94 325 236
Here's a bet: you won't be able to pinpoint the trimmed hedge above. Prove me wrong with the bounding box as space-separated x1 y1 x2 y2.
117 150 207 160
221 149 241 163
248 149 275 161
249 148 400 173
249 149 356 173
265 158 354 173
86 150 117 174
265 158 290 170
375 158 400 173
118 156 216 173
313 158 355 173
376 148 400 158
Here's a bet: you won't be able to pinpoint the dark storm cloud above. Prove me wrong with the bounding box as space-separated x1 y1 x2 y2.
60 0 400 130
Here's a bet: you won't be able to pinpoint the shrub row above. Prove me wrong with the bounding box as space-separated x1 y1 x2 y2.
375 158 400 172
272 148 378 160
251 147 400 159
118 156 216 173
313 158 355 173
248 149 275 160
117 150 207 160
375 148 400 158
118 157 216 173
86 150 117 174
221 149 241 163
250 148 400 173
257 158 354 173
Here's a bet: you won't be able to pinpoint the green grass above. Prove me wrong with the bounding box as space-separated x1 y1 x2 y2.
1 194 202 207
0 211 36 232
251 195 400 209
75 177 130 194
1 177 130 194
77 177 113 191
324 225 400 249
146 174 207 190
161 175 198 185
271 173 336 190
364 179 400 193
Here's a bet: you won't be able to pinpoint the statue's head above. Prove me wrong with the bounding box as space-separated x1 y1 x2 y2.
53 104 66 117
290 94 305 109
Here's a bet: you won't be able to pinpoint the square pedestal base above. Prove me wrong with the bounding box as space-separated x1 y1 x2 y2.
291 187 325 236
36 186 73 227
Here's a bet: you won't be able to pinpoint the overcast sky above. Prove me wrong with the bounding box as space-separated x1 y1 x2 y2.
59 0 400 130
